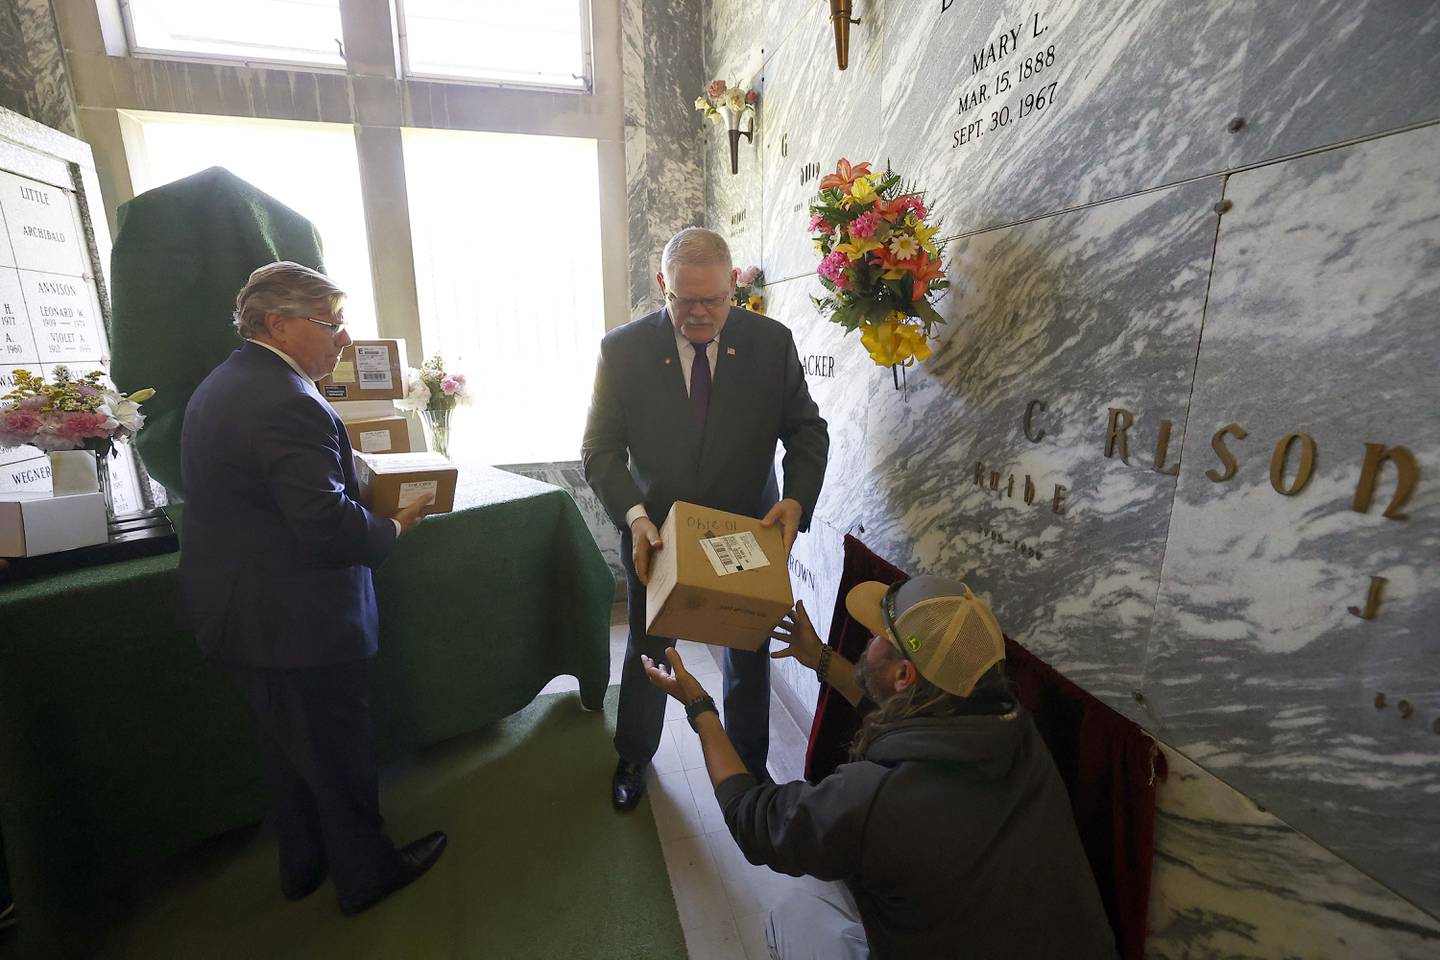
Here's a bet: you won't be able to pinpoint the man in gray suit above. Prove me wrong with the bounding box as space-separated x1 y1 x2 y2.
583 227 829 809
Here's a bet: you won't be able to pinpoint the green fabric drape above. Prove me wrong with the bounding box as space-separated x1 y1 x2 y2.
108 167 327 495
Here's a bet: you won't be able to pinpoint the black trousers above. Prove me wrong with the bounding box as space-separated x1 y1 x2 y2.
225 659 399 904
614 527 772 779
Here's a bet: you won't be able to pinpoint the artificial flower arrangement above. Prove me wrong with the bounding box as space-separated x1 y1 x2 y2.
0 366 154 456
809 159 949 369
734 266 765 314
696 79 758 174
694 79 758 125
396 354 468 458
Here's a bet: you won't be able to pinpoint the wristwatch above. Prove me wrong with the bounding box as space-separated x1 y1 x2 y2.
685 694 719 731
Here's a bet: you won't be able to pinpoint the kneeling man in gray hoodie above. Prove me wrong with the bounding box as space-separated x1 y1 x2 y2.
642 574 1116 960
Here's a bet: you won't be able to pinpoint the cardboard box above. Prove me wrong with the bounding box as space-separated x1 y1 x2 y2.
316 339 406 402
353 452 457 517
645 501 794 651
0 491 108 558
341 414 411 455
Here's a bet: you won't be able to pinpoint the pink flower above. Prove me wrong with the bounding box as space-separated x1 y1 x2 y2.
440 377 460 396
745 90 758 105
56 411 111 441
817 250 848 283
905 196 928 219
707 79 727 99
0 411 41 446
737 266 760 285
808 214 832 234
849 211 879 239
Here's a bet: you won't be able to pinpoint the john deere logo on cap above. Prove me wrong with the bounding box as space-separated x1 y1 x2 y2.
905 635 922 653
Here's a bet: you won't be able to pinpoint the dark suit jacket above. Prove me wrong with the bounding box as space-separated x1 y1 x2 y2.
177 342 397 669
582 308 829 531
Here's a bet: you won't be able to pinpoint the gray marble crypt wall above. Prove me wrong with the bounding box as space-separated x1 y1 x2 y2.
701 0 1440 952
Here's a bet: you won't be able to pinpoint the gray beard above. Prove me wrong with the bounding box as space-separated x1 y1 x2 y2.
854 655 888 704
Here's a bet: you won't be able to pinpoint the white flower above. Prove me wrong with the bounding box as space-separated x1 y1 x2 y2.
395 368 432 411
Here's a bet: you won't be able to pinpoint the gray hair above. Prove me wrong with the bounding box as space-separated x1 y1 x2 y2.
233 261 344 339
660 227 732 279
850 660 1012 760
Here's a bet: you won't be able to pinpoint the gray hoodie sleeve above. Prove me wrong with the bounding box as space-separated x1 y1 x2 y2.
714 766 889 882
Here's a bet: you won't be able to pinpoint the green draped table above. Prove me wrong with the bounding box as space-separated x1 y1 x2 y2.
0 466 613 957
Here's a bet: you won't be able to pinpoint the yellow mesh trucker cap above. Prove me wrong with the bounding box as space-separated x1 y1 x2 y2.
844 575 1005 696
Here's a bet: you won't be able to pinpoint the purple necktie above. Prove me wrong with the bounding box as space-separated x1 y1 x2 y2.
690 340 713 429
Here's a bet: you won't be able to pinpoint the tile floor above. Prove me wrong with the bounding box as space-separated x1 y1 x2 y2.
540 612 846 960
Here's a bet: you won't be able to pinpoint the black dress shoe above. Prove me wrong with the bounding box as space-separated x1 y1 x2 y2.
339 831 448 917
281 861 328 901
612 759 647 811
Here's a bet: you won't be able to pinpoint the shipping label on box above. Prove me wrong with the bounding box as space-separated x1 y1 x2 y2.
645 501 794 651
316 339 406 401
354 451 457 517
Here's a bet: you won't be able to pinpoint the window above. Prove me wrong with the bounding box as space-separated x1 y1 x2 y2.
121 111 378 339
121 0 345 69
403 127 603 465
399 0 591 90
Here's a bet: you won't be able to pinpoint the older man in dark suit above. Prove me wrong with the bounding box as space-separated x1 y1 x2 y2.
178 262 445 915
583 228 830 810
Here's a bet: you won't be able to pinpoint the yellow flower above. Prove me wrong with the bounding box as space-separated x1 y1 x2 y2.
747 295 766 313
849 176 877 204
859 318 932 368
835 236 884 260
912 220 941 256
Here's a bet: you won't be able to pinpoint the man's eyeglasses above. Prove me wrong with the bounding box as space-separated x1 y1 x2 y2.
665 292 730 311
305 314 346 333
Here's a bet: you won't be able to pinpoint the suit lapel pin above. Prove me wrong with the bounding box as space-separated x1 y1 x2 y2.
726 347 736 356
664 357 671 364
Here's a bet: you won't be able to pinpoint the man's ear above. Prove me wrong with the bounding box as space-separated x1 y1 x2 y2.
893 659 918 694
655 271 666 294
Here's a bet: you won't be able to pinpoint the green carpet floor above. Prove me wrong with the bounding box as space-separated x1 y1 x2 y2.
2 687 685 960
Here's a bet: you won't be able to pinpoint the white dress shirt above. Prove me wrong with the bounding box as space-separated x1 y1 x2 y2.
624 328 722 529
248 338 402 538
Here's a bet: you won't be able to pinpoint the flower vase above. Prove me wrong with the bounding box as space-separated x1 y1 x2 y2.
48 450 99 497
95 451 116 516
421 407 452 458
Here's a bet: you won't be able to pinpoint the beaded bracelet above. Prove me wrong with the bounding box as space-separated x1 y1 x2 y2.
817 644 833 684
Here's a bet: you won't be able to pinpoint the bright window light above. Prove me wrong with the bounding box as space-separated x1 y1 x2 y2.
400 0 590 89
403 127 604 465
121 0 345 68
123 111 377 340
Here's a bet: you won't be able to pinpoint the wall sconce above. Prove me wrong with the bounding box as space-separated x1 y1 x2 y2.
720 105 755 175
696 81 758 175
830 0 861 70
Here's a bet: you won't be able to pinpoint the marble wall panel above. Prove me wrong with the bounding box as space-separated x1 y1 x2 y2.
877 0 1249 239
499 461 624 587
1142 123 1440 915
622 0 707 318
1227 0 1440 169
775 179 1221 708
759 0 887 283
1148 747 1440 959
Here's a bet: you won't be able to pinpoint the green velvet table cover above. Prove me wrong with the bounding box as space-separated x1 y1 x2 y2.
0 466 613 957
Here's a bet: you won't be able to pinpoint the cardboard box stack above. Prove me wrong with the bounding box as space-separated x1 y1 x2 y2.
645 501 794 651
318 341 413 456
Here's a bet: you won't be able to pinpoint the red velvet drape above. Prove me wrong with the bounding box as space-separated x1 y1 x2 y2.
804 534 1164 960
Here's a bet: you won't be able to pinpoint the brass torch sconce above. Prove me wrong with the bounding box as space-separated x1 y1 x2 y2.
722 107 755 175
830 0 861 70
